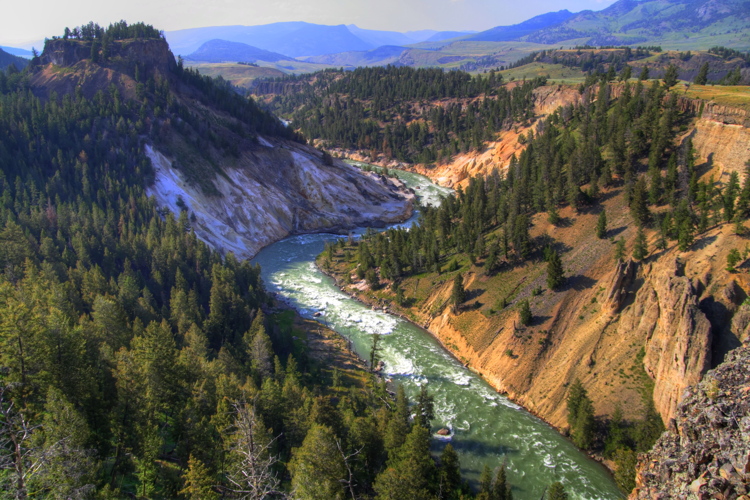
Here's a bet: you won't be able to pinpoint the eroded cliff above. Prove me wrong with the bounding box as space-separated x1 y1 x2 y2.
146 141 414 258
371 85 750 191
29 37 414 259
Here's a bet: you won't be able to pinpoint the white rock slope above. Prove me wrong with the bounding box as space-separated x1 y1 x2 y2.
146 138 414 258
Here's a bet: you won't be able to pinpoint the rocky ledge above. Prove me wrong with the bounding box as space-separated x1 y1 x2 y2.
631 341 750 499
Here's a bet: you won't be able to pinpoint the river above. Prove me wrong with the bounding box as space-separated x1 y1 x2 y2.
252 163 623 499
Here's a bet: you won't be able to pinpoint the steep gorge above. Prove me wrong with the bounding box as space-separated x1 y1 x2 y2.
322 90 750 432
400 85 750 190
29 37 414 258
145 142 414 258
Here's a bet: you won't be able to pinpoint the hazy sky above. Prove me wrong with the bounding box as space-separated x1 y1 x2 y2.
1 0 618 47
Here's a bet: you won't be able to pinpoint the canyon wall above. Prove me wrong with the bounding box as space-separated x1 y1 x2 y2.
146 141 414 259
31 37 415 260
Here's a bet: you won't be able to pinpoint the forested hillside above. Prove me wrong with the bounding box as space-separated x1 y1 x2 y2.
0 48 28 72
521 0 750 48
510 46 750 85
0 22 471 499
255 67 545 164
319 75 750 493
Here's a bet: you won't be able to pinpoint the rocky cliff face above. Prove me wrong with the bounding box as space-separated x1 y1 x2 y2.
146 141 414 259
687 111 750 187
327 83 750 431
334 190 748 430
31 37 414 260
39 38 176 78
617 258 713 424
631 341 750 499
362 85 584 189
30 38 177 101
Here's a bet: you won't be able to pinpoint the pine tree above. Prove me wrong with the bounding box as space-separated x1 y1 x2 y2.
546 249 565 290
566 379 586 429
603 404 627 458
663 64 679 88
649 165 662 205
639 66 649 81
246 313 274 381
513 214 532 260
439 444 461 498
478 465 493 498
373 425 437 500
485 240 499 276
735 160 750 217
596 210 607 239
452 273 466 306
30 388 97 498
548 204 560 225
694 62 709 85
630 176 650 227
614 449 637 493
565 378 596 449
415 385 435 429
519 300 532 326
180 455 219 500
384 385 411 456
724 171 740 222
395 284 406 306
634 398 664 452
677 218 694 251
493 464 512 500
370 333 382 371
365 268 379 289
573 396 595 450
614 238 626 262
289 424 346 500
632 227 648 261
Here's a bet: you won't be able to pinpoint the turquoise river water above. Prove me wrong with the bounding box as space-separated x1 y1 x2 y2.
252 164 623 499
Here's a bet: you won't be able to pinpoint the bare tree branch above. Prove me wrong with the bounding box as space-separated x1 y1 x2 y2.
224 400 285 500
336 439 363 500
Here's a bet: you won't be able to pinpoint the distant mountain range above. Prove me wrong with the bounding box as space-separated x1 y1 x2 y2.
521 0 750 47
166 22 475 58
0 45 34 58
0 47 29 71
169 0 749 72
185 40 294 63
466 10 576 42
302 45 408 66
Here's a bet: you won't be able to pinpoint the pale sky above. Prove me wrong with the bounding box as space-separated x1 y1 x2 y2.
1 0 618 48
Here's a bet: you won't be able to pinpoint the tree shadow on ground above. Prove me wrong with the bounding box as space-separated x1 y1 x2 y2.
564 275 597 292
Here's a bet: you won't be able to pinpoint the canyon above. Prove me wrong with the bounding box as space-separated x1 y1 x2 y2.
325 84 750 434
30 38 415 259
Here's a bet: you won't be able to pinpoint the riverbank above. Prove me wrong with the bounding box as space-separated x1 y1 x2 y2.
314 256 619 476
252 171 623 498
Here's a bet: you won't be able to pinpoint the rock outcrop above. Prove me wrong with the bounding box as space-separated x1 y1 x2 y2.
631 341 750 499
687 117 750 184
39 38 175 77
31 36 414 260
146 142 414 259
618 258 713 423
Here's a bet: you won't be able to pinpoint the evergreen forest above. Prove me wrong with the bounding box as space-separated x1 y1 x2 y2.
3 15 747 500
0 22 491 500
319 74 750 493
255 67 546 164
